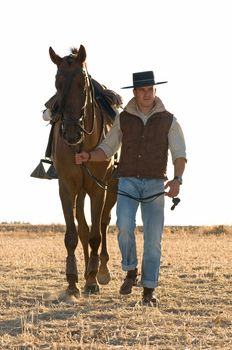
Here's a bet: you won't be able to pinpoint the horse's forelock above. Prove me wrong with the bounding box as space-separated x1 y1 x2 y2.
71 47 79 56
70 46 86 66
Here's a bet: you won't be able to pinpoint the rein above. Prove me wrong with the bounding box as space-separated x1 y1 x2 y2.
82 164 180 210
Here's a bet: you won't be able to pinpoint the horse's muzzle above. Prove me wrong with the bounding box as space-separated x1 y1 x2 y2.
63 131 83 146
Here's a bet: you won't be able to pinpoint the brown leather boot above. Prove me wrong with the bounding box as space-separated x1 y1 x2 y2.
119 268 138 295
142 287 159 306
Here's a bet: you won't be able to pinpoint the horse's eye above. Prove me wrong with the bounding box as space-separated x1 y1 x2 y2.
56 80 63 90
56 71 64 78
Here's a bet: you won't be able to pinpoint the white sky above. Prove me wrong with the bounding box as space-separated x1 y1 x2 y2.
0 0 231 226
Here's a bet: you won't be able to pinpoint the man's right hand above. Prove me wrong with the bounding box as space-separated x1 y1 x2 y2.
75 151 91 165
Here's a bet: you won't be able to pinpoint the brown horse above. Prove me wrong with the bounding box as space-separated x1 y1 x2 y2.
48 45 117 296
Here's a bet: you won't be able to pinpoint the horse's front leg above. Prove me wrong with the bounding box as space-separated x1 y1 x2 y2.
84 188 106 294
75 189 90 280
59 182 79 297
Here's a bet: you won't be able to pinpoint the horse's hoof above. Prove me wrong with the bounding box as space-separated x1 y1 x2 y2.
66 286 80 298
97 271 111 285
83 283 100 295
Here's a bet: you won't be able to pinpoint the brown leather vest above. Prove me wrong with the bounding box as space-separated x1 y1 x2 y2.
117 110 173 179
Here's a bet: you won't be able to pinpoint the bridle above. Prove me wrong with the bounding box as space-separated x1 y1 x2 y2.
56 57 96 145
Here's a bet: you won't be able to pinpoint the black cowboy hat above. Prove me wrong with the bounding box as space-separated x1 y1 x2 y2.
121 71 167 89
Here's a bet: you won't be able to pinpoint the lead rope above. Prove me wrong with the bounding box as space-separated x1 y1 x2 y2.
82 164 180 210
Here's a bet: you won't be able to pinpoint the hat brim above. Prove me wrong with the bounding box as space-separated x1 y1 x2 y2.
121 81 168 89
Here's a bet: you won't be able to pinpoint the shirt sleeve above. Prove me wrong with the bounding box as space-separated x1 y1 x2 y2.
168 116 187 163
97 113 122 158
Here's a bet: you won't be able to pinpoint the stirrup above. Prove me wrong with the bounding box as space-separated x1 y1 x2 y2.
30 159 58 179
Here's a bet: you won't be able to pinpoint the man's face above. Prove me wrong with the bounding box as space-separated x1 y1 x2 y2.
133 86 156 111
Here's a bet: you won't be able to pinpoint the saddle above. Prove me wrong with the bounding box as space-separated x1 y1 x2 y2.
91 79 123 120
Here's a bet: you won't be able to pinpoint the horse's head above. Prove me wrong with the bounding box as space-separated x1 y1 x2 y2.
49 45 93 146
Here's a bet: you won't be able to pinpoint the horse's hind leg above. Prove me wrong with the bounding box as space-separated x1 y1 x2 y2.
59 182 80 297
97 178 117 285
97 219 111 285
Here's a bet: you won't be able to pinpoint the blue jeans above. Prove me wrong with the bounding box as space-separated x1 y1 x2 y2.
116 177 165 288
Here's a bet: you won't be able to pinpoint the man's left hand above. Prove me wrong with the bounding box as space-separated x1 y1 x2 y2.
164 179 180 198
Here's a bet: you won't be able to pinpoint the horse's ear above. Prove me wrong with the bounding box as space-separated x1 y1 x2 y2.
77 45 86 65
49 47 62 66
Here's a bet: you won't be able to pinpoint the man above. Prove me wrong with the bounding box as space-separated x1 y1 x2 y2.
75 71 187 306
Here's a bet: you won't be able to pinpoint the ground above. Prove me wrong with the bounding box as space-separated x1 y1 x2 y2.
0 224 231 349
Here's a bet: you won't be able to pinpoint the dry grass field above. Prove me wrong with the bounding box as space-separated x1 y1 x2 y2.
0 224 231 350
